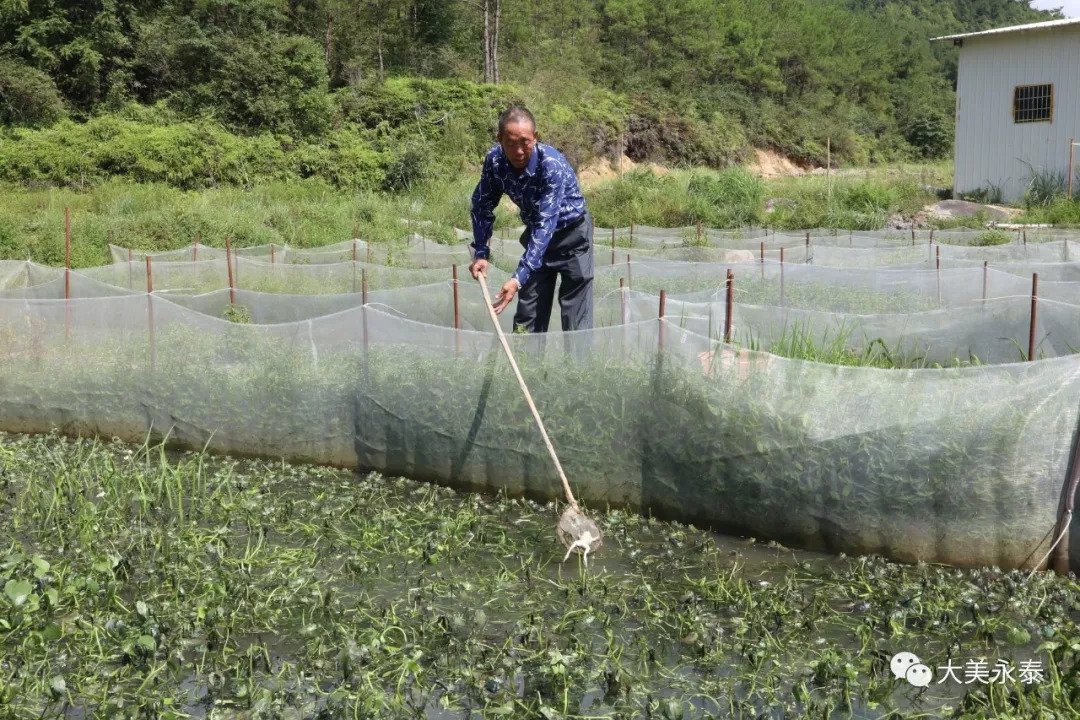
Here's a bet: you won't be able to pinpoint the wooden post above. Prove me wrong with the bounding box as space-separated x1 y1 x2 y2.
697 220 702 244
724 269 734 344
619 278 626 325
779 247 785 307
146 256 155 374
805 232 810 263
626 254 632 290
366 241 372 264
658 289 666 353
1029 273 1039 362
611 226 616 265
1069 138 1075 201
982 261 988 304
1024 230 1028 246
64 207 71 301
270 245 275 265
630 223 634 246
362 267 369 355
353 239 358 262
452 265 460 356
452 265 460 330
936 245 942 305
225 235 235 306
193 234 199 262
760 240 765 280
826 137 831 200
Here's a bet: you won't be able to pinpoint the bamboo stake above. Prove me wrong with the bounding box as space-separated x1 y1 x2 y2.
724 269 734 343
779 247 785 307
1069 138 1075 201
1029 273 1039 362
936 245 942 305
452 265 460 356
225 236 235 306
658 289 666 353
619 278 626 325
64 207 71 301
362 267 369 355
1048 406 1080 574
146 256 155 374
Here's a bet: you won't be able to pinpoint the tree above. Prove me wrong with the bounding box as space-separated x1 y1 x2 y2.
459 0 500 83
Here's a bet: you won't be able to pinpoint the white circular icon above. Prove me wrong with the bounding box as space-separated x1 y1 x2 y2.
906 663 933 688
890 652 921 680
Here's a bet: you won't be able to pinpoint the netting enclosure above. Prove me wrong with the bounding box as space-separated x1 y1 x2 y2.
2 296 1078 571
6 224 1080 573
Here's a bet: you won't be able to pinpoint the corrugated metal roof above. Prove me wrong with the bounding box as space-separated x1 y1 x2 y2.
932 17 1080 42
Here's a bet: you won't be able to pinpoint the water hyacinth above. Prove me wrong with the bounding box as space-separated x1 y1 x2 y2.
2 432 1080 718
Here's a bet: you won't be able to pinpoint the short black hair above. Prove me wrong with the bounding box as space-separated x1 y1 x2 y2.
498 105 536 135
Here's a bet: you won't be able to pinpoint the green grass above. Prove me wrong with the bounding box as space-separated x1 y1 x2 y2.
0 177 522 268
0 163 954 268
2 431 1078 719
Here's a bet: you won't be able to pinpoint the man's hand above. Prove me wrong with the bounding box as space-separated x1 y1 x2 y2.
492 278 520 315
469 258 489 280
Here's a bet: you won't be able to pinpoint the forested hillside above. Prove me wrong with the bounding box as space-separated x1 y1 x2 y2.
0 0 1057 190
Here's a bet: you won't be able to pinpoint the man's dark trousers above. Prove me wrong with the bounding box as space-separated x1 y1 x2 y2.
513 213 594 333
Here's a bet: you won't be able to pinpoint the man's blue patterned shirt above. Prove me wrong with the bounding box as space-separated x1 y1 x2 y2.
470 143 587 287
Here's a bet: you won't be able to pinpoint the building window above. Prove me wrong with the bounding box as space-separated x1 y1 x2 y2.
1014 84 1053 123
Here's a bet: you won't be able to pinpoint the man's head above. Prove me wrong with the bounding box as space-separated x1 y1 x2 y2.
497 105 537 171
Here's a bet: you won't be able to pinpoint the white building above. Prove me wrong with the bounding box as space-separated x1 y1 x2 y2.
933 19 1080 203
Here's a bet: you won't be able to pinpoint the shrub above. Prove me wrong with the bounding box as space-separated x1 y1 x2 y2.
0 55 66 127
0 114 386 191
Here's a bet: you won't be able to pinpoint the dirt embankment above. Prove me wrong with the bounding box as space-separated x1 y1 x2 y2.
577 154 668 187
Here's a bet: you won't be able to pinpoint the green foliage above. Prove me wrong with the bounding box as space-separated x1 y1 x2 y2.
1017 197 1080 227
767 175 934 231
902 108 955 159
971 229 1012 246
1024 168 1068 208
0 114 385 190
223 304 252 324
586 168 765 228
207 34 332 138
0 54 65 127
0 0 1061 173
